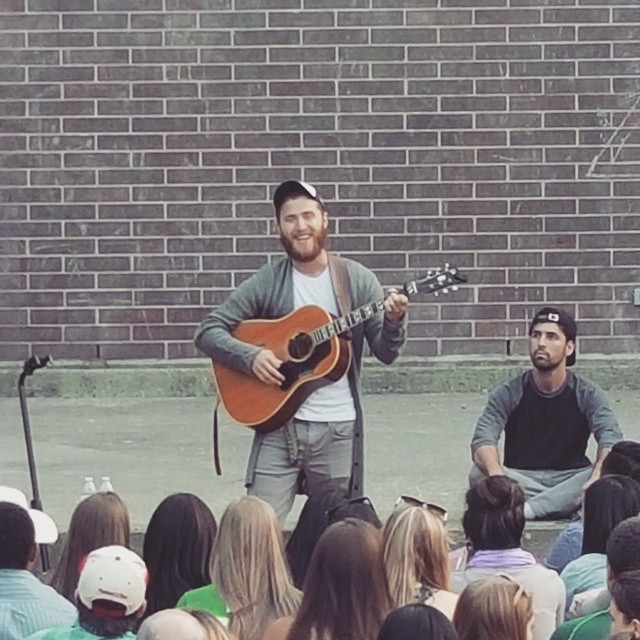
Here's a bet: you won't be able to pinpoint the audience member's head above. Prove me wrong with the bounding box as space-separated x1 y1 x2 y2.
607 516 640 580
286 518 391 640
143 493 217 616
383 501 451 607
137 608 230 640
377 603 459 640
212 496 300 640
285 484 347 589
453 575 533 640
327 495 383 528
50 491 130 601
75 545 147 637
610 570 640 638
581 475 640 555
462 476 525 551
0 502 37 570
601 441 640 482
0 486 59 571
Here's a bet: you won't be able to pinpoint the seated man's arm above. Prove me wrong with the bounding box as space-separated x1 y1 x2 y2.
584 447 611 488
473 444 504 476
576 378 623 485
471 380 522 476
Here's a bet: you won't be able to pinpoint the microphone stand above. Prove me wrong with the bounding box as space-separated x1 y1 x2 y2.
18 355 52 572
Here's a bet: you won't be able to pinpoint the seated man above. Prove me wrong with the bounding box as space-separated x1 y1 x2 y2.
0 487 77 640
469 307 622 520
27 545 147 640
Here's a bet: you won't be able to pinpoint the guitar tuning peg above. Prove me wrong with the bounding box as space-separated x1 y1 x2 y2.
452 286 459 291
434 291 439 297
443 288 449 294
445 262 450 268
427 271 433 277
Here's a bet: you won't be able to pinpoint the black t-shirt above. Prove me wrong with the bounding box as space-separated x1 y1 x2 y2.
504 372 590 470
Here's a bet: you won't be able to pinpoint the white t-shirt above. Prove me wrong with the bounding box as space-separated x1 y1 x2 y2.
292 266 356 422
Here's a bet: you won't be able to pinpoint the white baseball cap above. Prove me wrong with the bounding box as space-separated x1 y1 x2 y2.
0 485 58 544
77 545 148 617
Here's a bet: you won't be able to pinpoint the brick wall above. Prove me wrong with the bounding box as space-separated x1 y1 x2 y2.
1 0 639 362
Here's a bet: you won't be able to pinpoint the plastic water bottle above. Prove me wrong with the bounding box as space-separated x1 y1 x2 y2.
80 476 96 500
99 476 114 492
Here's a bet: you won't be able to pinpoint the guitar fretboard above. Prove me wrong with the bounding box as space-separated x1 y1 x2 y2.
308 266 464 346
311 299 386 345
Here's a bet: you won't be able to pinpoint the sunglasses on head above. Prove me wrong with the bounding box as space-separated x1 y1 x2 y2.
326 496 374 520
394 495 448 522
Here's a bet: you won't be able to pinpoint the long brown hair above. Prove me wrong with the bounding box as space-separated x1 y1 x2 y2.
286 518 392 640
211 496 300 640
453 576 533 640
383 505 451 606
50 492 130 601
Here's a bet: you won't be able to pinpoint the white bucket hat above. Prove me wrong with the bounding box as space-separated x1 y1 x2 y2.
0 485 58 544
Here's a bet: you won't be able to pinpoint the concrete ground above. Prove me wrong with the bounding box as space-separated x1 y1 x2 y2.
3 391 640 539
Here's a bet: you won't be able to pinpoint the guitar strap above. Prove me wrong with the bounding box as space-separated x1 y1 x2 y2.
212 399 222 476
328 253 353 316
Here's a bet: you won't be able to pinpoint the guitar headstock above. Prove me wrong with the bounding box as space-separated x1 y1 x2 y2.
403 264 468 298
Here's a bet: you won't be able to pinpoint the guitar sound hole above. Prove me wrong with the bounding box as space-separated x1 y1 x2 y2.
288 332 313 362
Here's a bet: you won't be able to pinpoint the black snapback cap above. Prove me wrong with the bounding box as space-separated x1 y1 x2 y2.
529 306 577 366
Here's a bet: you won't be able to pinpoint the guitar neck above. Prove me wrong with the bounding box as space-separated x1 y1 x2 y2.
311 298 387 346
310 265 467 346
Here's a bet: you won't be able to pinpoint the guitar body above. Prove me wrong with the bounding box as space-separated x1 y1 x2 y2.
212 305 352 433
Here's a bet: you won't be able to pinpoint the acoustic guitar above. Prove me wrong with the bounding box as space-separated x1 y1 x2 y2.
212 265 468 433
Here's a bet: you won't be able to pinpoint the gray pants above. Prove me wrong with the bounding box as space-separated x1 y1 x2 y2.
247 418 354 523
469 464 592 519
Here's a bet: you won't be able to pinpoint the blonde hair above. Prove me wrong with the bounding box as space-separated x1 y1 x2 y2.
383 505 451 606
49 492 130 601
453 576 533 640
211 496 300 640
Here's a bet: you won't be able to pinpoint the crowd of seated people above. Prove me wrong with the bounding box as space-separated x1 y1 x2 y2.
3 440 640 640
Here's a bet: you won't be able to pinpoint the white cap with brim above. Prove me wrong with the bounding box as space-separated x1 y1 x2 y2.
0 485 58 544
77 545 148 617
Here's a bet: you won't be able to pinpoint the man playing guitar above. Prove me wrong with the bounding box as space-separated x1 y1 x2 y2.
195 180 408 522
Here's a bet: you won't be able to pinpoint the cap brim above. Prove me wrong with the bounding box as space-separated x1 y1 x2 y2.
29 508 58 544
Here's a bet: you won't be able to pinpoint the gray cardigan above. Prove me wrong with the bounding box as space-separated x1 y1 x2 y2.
194 254 407 493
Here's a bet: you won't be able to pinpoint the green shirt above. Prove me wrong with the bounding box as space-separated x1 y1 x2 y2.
550 610 611 640
177 584 229 625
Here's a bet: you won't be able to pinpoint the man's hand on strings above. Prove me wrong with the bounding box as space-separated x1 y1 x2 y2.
384 288 408 324
251 349 285 386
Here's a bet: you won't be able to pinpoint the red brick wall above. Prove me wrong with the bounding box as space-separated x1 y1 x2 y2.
2 0 639 361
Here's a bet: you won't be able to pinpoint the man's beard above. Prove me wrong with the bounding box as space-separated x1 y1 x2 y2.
280 226 328 263
530 350 563 372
